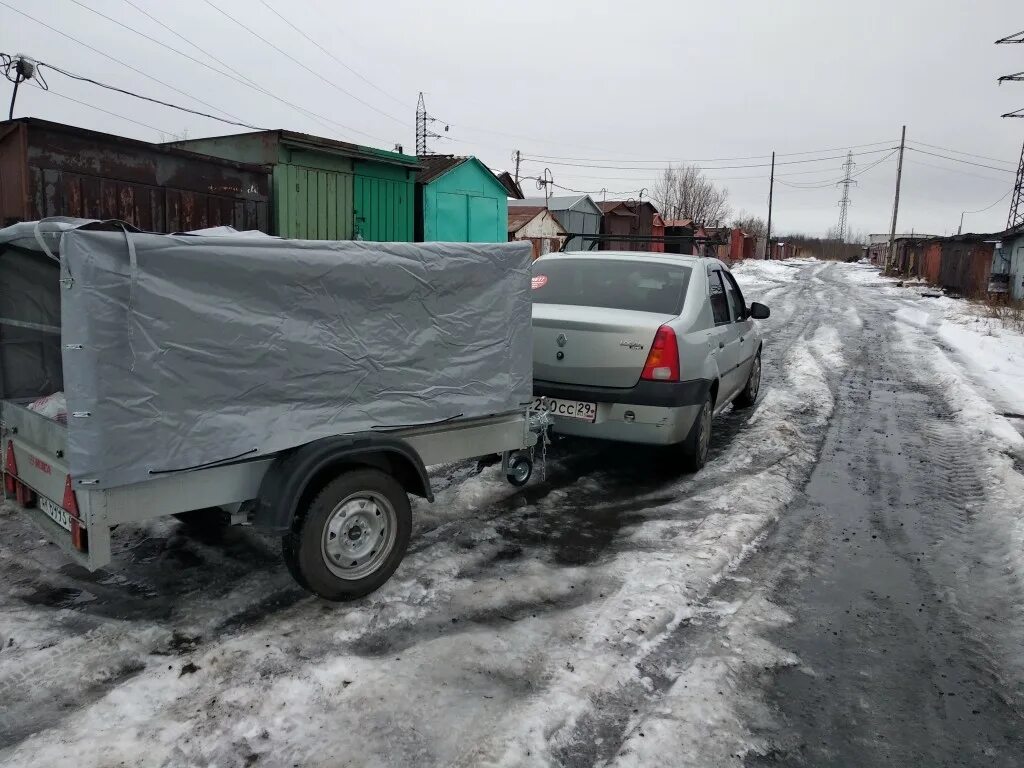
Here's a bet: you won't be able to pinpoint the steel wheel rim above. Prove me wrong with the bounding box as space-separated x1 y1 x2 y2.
750 355 762 399
698 401 711 461
321 491 397 580
512 459 531 483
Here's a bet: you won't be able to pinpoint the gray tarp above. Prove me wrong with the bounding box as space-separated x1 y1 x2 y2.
55 229 532 489
0 219 93 401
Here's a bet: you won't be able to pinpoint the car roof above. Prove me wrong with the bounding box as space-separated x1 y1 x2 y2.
536 250 730 270
539 250 704 266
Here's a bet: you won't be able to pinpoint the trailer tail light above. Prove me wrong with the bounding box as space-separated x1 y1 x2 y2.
63 475 88 552
4 440 16 495
641 326 680 382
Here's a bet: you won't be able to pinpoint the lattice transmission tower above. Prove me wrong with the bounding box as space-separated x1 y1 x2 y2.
836 151 856 242
997 29 1024 227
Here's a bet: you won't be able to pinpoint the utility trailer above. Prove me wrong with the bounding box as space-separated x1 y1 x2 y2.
1 219 540 600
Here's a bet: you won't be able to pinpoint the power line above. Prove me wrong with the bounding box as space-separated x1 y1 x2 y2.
27 80 170 135
903 157 1011 184
903 146 1015 174
31 58 265 130
95 0 379 141
1 1 248 125
519 139 899 165
259 0 408 109
519 147 896 172
117 0 262 89
515 158 878 183
964 187 1014 215
200 0 403 135
905 139 1016 166
776 150 898 189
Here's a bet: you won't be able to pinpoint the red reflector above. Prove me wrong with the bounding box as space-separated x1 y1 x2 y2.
62 475 80 518
641 326 681 382
71 519 88 552
4 440 16 495
63 475 87 552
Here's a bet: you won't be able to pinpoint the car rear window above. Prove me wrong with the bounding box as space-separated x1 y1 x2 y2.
531 258 691 314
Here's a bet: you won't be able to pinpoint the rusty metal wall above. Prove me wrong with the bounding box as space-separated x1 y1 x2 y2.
938 241 994 296
0 123 27 225
0 119 270 232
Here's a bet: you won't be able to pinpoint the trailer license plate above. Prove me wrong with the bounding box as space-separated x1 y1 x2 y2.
532 397 597 422
38 495 72 532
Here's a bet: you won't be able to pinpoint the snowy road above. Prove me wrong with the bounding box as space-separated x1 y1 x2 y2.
2 260 1024 767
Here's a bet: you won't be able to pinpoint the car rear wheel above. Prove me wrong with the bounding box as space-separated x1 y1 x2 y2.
681 394 712 472
733 350 761 409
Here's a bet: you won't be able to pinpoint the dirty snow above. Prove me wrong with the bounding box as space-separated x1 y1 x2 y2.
1 258 1022 767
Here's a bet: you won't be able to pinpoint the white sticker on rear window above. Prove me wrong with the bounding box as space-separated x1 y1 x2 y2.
532 275 548 290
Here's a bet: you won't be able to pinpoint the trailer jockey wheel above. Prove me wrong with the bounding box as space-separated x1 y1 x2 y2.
506 453 533 487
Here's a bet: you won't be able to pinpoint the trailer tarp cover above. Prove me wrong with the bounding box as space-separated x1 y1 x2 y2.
54 229 532 488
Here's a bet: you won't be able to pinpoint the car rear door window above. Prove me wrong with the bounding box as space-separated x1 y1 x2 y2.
722 271 745 321
708 270 730 325
531 259 692 315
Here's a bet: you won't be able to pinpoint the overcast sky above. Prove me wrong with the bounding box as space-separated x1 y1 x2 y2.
5 0 1023 237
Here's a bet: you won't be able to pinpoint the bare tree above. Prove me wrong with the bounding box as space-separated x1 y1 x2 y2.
652 164 730 224
730 211 767 240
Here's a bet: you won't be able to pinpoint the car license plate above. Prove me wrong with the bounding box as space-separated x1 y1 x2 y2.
38 494 72 532
532 396 597 422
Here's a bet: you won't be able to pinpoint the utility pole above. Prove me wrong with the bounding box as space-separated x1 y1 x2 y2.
836 150 856 243
5 55 37 120
764 151 775 259
513 150 521 187
886 125 906 272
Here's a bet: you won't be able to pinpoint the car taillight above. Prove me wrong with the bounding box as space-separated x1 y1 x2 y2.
641 325 680 382
4 439 16 495
63 475 88 552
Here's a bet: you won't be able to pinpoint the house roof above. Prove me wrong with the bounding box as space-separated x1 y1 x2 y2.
507 206 547 232
169 128 419 167
507 206 568 235
664 218 694 228
510 194 601 215
493 171 525 199
598 200 658 215
417 155 468 184
415 155 511 197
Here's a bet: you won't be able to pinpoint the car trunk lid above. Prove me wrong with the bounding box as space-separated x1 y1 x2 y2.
532 304 675 387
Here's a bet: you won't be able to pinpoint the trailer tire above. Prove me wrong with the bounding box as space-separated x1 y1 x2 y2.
282 468 411 601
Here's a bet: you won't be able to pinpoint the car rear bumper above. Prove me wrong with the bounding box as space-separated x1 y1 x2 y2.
544 401 702 445
533 378 711 445
533 378 713 408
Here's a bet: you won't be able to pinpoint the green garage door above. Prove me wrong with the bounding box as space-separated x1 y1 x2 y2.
468 196 498 242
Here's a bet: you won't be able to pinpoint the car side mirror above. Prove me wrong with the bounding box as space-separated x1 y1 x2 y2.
748 302 770 320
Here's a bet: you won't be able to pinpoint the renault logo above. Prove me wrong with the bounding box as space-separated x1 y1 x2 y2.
556 333 568 347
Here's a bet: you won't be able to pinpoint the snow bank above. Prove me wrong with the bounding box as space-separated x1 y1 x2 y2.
893 296 1024 415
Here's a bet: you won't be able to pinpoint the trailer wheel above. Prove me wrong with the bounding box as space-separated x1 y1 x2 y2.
282 468 411 601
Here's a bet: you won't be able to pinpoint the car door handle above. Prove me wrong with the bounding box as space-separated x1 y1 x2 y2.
718 341 725 349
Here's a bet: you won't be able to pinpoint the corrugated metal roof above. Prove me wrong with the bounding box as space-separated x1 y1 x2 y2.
507 206 547 232
168 128 419 167
510 195 599 213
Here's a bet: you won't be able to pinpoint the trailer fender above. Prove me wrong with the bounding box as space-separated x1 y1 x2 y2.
253 436 432 533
